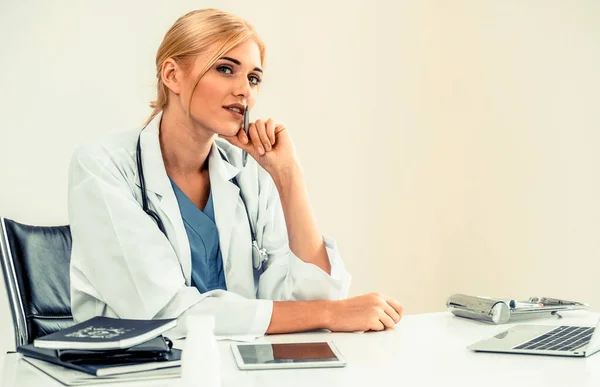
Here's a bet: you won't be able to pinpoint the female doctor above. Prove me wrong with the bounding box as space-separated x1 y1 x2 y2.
68 8 404 338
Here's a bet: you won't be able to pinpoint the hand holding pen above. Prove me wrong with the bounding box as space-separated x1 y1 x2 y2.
219 110 297 176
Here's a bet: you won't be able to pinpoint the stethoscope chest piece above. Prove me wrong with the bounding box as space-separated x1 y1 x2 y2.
252 240 268 271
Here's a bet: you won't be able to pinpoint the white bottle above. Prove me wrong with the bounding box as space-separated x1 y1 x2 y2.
180 314 221 387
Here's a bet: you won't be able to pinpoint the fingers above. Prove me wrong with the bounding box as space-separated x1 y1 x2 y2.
248 122 264 155
383 302 401 325
369 293 403 330
253 119 274 152
247 118 279 156
386 298 404 320
219 117 282 162
265 118 276 147
378 309 397 330
237 125 249 145
369 319 385 332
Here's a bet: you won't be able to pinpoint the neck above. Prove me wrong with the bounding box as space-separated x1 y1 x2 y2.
159 106 215 176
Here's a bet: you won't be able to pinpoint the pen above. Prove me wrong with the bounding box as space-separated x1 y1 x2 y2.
242 106 250 167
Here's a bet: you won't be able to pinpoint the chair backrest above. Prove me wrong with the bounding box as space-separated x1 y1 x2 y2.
0 217 74 348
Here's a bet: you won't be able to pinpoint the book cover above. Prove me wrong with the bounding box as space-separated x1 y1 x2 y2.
33 316 177 350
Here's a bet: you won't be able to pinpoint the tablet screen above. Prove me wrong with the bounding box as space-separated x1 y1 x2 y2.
237 342 340 364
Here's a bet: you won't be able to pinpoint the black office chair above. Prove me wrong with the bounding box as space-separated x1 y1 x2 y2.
0 217 74 348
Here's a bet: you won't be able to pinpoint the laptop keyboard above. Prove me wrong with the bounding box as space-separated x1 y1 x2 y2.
514 326 594 351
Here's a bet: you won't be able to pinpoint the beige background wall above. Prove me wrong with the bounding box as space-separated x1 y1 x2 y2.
0 0 598 353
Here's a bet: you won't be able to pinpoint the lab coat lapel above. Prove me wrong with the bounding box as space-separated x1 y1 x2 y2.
208 144 240 269
209 144 257 298
134 113 192 284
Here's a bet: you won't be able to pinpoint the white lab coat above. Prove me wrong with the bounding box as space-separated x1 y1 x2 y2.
68 112 351 338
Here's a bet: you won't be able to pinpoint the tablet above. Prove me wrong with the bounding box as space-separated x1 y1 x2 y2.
230 341 347 370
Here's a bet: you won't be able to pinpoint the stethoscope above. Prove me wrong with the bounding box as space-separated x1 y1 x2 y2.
135 127 268 272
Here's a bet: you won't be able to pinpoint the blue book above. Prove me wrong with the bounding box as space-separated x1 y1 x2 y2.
33 316 177 350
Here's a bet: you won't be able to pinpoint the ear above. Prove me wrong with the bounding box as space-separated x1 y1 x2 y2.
161 58 182 95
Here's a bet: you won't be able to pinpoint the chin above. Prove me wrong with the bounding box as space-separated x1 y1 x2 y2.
192 116 240 137
217 124 242 137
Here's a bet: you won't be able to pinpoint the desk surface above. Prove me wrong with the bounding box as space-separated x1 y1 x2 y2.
2 311 600 387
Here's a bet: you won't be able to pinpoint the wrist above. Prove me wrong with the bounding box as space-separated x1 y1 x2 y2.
271 160 304 189
319 300 335 330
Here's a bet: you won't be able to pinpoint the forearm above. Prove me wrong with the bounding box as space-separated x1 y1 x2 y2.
266 300 332 334
271 162 331 274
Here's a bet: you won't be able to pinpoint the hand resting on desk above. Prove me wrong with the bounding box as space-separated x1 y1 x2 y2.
327 292 404 332
267 292 404 334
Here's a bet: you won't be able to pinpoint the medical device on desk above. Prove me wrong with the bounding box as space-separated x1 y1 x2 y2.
446 294 589 324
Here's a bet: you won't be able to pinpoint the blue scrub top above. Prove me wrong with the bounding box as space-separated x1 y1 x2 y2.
169 178 227 293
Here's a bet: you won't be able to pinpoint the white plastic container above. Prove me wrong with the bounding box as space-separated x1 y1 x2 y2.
180 315 221 387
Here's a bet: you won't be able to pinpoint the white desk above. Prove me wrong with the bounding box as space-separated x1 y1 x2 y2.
2 311 600 386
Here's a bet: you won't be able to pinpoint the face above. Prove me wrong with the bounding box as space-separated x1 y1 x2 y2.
174 40 263 136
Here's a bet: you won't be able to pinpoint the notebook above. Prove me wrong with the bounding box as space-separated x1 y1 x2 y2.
23 357 180 386
33 316 177 350
18 338 181 376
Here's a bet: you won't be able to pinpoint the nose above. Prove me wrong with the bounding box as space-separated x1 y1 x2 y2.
232 75 252 98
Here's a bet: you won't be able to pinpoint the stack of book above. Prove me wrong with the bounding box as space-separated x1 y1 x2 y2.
17 316 181 385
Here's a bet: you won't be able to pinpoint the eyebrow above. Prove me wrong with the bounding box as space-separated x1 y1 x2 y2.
220 56 263 73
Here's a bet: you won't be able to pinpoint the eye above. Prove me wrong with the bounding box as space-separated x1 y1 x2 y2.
216 65 233 75
249 75 262 86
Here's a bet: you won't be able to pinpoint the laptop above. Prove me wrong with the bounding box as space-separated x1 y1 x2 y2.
468 318 600 357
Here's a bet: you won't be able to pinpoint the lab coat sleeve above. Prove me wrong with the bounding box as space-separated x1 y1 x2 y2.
256 170 352 301
68 145 272 337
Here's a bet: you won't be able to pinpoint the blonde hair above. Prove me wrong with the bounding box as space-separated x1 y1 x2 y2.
145 9 266 125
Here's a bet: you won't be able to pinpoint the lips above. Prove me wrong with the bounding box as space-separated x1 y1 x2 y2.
223 103 246 116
